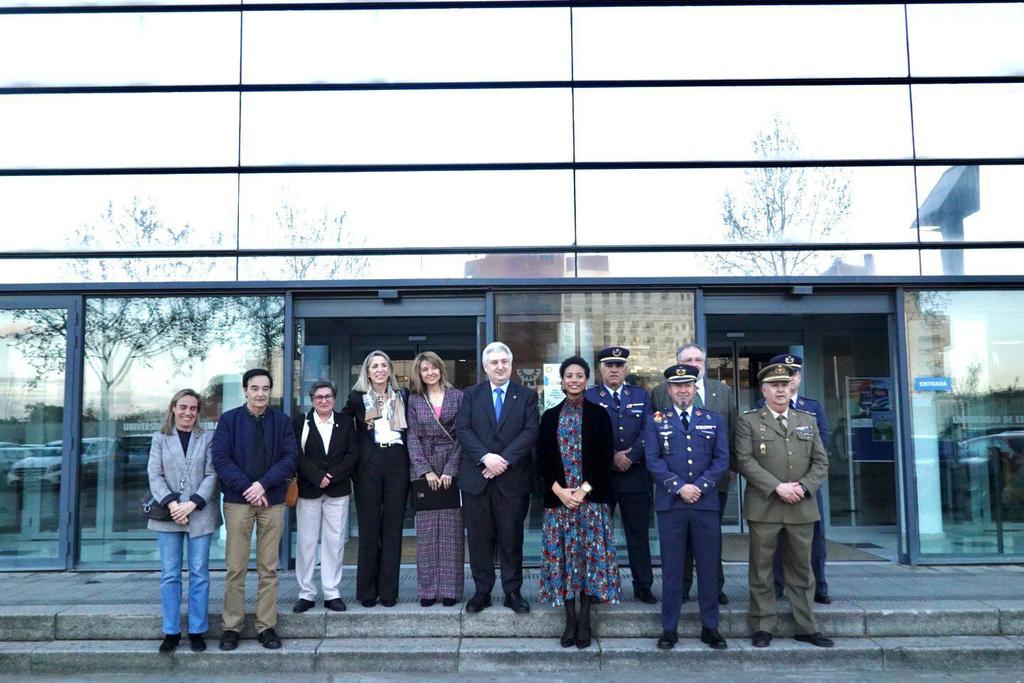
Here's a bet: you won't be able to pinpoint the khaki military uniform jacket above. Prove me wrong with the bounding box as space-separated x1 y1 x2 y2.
736 407 828 524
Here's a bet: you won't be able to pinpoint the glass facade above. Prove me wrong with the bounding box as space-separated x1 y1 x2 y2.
906 290 1024 558
78 295 285 565
1 1 1023 568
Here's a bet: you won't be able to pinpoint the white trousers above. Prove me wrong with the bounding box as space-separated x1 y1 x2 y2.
296 494 350 601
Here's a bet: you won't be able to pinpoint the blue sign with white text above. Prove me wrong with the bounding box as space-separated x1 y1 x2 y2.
914 377 953 392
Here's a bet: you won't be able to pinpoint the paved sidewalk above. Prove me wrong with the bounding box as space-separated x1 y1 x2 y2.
2 561 1023 610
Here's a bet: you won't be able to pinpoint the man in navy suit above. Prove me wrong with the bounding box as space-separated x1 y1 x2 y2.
645 364 729 651
758 354 832 604
456 341 539 614
585 345 656 604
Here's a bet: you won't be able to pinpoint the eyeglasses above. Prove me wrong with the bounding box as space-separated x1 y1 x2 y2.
313 395 334 402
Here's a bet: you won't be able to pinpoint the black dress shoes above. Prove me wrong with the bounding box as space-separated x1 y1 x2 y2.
360 599 377 608
292 598 315 613
441 598 458 607
701 626 728 650
219 630 240 651
656 629 679 650
503 591 530 614
257 628 282 650
324 598 347 612
188 633 206 652
751 630 773 648
421 598 436 607
794 632 835 648
634 587 658 604
718 592 730 605
465 593 492 613
159 633 180 653
380 599 397 607
814 592 833 604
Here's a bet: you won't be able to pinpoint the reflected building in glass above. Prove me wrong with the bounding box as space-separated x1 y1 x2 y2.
0 0 1022 569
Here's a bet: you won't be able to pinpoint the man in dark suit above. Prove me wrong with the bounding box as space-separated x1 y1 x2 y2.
759 354 832 604
456 341 539 614
645 364 729 651
585 345 656 604
652 343 737 606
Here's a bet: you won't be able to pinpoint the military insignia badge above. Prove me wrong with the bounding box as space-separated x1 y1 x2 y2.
695 410 702 417
653 411 665 424
759 442 767 455
612 347 623 357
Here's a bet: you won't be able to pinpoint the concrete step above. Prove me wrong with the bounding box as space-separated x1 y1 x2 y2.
1 636 1023 675
4 599 1022 642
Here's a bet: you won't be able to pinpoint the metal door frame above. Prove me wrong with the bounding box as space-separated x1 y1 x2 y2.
0 295 82 570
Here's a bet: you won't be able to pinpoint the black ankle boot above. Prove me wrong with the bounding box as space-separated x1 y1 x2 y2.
576 594 593 649
560 599 577 648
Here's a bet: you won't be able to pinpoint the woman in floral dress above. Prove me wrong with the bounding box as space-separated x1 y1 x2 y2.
537 355 622 649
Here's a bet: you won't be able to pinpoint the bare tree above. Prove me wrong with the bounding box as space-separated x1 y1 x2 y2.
271 202 370 280
710 117 852 276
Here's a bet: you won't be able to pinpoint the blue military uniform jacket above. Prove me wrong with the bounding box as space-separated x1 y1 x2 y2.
756 395 831 449
643 406 729 512
585 384 652 494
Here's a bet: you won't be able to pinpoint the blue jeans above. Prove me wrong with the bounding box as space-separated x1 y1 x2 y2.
157 531 212 635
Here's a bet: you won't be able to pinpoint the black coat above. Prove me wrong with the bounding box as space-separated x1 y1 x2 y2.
291 408 359 498
455 380 539 497
537 399 615 509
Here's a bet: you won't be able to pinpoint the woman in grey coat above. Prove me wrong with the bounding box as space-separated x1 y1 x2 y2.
148 388 221 653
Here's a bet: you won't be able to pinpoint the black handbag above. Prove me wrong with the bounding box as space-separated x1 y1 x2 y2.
139 494 173 521
411 477 462 512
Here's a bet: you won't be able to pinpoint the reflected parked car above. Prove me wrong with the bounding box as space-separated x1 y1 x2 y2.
5 435 153 489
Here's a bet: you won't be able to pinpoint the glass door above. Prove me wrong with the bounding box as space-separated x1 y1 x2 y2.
0 297 79 569
291 294 487 566
708 312 900 561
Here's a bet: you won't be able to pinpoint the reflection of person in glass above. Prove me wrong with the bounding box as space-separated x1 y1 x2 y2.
537 356 622 649
345 350 410 608
644 364 729 651
148 388 220 654
406 352 465 607
212 368 298 651
291 380 358 614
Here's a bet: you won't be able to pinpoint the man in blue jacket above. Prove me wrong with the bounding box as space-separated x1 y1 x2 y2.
585 346 656 604
645 364 729 651
212 368 298 651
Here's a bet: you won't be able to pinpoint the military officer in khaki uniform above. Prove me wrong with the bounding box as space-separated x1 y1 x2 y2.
736 362 832 649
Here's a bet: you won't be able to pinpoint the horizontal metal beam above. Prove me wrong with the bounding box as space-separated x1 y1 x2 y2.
4 75 1023 96
0 0 1002 16
0 240 1021 261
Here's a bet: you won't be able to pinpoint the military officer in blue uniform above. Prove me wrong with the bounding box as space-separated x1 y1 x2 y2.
644 364 729 651
585 346 657 604
757 354 832 604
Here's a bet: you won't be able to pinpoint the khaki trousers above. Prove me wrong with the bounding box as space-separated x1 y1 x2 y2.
747 520 818 635
222 502 285 633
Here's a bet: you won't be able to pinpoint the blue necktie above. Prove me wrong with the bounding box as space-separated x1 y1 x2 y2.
612 390 621 411
494 387 504 422
681 410 690 431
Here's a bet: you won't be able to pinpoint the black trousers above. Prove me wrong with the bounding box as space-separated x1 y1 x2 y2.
354 443 410 603
683 489 728 595
609 489 654 591
463 482 529 596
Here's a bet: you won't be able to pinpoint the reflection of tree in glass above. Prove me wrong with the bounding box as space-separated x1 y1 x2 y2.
272 202 370 280
711 117 851 276
70 197 226 282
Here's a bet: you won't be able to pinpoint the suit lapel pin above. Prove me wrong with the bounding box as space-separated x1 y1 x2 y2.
695 410 702 417
599 390 606 397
